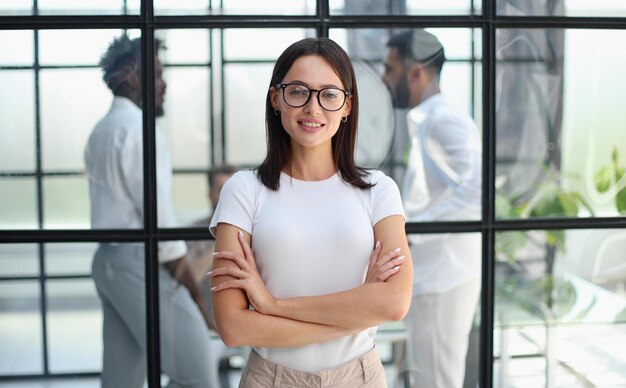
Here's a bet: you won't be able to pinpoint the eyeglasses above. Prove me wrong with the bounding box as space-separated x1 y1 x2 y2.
276 83 350 112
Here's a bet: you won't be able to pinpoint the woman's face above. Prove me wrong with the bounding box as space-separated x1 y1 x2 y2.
270 54 352 152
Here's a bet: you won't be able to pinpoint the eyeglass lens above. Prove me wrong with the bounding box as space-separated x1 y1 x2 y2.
282 84 346 111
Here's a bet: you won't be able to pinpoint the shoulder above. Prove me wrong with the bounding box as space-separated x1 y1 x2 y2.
363 169 397 188
222 170 262 194
429 96 475 127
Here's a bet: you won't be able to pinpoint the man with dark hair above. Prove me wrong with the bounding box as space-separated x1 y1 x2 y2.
85 34 212 387
383 30 482 388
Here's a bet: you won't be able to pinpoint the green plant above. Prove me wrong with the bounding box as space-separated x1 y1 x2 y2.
495 169 594 263
594 146 626 214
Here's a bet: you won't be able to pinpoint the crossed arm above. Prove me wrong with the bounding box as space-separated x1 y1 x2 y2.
210 214 412 348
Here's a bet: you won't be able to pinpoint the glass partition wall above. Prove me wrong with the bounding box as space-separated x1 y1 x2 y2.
1 1 625 387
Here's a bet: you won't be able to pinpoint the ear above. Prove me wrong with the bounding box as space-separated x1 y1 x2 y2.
126 66 141 90
269 86 280 110
407 63 423 84
342 94 353 118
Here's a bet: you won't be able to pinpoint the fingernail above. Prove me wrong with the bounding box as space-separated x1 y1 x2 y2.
211 286 217 291
238 230 243 238
212 252 219 256
393 266 400 271
393 247 401 252
375 241 380 248
396 256 405 262
206 271 212 276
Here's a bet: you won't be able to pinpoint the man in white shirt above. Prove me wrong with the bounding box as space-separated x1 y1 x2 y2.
383 30 483 388
85 35 212 388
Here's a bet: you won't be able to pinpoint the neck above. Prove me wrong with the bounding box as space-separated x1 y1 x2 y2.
286 145 336 181
118 92 141 108
421 77 441 103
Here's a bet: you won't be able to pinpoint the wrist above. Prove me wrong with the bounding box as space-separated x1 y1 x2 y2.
268 298 285 317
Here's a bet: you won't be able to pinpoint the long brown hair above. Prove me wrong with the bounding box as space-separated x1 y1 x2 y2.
257 38 372 190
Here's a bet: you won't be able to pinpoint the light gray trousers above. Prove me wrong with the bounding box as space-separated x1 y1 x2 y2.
92 244 212 388
400 278 481 388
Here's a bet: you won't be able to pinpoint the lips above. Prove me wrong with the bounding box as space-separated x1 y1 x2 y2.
297 119 325 132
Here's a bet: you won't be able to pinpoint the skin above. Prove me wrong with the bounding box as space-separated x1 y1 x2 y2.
210 54 413 348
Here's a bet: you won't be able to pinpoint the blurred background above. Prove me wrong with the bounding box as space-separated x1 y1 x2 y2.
1 1 625 387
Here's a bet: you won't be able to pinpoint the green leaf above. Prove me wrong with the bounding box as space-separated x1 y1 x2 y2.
594 165 613 193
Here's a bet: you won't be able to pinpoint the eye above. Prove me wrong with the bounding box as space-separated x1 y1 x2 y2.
287 85 310 96
321 89 340 99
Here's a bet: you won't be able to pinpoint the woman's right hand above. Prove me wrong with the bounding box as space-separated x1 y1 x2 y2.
364 241 406 284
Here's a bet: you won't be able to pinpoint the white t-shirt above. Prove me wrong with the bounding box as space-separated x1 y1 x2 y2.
85 96 186 263
210 170 404 372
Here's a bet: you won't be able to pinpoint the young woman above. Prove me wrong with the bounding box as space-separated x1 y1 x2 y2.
209 38 413 388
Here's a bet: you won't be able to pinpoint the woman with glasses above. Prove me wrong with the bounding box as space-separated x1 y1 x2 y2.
209 38 412 387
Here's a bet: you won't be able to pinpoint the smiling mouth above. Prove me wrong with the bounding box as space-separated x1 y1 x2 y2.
298 121 324 129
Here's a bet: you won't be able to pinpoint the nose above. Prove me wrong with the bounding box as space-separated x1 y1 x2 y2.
303 91 322 113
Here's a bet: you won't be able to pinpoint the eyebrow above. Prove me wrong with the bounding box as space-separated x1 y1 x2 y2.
284 80 344 89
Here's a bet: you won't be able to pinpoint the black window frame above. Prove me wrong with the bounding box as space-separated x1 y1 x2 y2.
1 1 626 387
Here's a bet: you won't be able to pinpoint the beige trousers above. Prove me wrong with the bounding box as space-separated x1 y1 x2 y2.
239 347 388 388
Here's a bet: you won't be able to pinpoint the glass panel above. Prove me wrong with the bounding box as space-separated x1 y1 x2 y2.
159 29 210 64
172 173 210 226
395 232 482 387
43 176 90 229
45 243 96 276
497 0 626 17
37 0 136 15
224 29 312 61
0 30 33 65
495 229 626 387
0 243 39 277
0 70 35 172
331 0 481 16
161 67 211 169
0 280 43 374
40 68 111 171
495 29 626 219
224 63 272 165
0 178 38 230
47 278 101 372
331 28 483 220
0 0 31 16
39 30 129 66
154 0 315 16
219 0 316 15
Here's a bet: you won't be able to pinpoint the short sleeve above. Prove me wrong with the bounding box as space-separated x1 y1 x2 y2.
370 170 405 226
209 171 257 237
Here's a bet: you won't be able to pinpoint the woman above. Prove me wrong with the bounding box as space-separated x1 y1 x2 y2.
209 38 412 387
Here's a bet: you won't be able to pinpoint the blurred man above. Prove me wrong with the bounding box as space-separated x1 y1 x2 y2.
383 30 482 388
85 34 212 387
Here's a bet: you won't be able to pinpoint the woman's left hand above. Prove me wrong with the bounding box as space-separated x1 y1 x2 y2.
364 241 405 284
209 231 277 315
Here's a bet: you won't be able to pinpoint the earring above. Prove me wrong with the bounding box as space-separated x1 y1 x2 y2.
274 109 280 116
341 116 348 123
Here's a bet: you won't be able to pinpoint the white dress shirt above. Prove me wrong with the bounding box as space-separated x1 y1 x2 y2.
403 93 482 294
85 96 186 263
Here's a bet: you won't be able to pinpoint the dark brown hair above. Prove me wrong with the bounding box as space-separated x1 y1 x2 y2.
257 38 372 190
